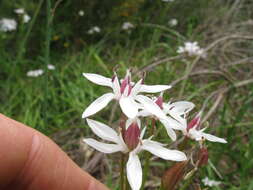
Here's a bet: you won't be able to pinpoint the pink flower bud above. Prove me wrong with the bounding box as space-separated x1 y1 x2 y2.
162 161 188 190
198 147 208 167
123 122 140 150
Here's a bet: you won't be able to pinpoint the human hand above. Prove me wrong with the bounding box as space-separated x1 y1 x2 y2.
0 114 109 190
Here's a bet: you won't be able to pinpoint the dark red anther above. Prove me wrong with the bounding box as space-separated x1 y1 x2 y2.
123 122 141 150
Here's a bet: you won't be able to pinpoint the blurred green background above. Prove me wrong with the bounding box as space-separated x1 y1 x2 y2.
0 0 253 189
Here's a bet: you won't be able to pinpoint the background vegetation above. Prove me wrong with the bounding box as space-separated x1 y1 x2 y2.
0 0 253 189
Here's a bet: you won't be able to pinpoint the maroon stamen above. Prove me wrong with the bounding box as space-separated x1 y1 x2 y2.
123 122 141 150
155 96 163 110
187 114 201 132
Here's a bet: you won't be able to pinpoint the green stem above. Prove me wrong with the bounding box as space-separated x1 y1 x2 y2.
141 152 151 190
120 153 125 190
17 0 44 61
141 118 156 190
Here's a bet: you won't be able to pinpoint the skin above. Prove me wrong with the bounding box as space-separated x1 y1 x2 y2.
0 114 109 190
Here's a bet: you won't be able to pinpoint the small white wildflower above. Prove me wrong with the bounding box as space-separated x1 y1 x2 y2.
177 41 206 57
23 14 31 23
47 64 55 70
82 70 171 119
26 69 44 77
87 26 101 34
78 10 84 16
168 18 178 27
0 18 17 32
83 119 187 190
122 22 134 30
202 177 221 187
14 8 25 14
180 111 227 143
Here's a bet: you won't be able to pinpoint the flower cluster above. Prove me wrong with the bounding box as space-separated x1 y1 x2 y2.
122 22 134 31
14 8 31 24
87 26 101 34
0 18 17 32
177 41 206 58
0 8 31 33
82 70 227 190
26 64 55 77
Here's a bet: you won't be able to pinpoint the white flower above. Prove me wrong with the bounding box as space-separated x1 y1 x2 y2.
26 69 44 77
83 119 187 190
0 18 17 32
87 26 101 34
82 70 171 118
78 10 85 16
122 22 134 30
23 14 31 23
168 18 178 27
202 177 221 187
137 95 194 141
177 41 206 57
14 8 25 14
47 64 55 70
180 112 227 143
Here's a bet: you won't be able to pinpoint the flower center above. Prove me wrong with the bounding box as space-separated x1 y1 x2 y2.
123 122 140 150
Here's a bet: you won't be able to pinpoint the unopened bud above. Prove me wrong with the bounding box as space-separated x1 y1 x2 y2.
162 161 188 190
123 122 140 150
197 147 208 167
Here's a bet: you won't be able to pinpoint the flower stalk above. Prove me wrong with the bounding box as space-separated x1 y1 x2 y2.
120 153 126 190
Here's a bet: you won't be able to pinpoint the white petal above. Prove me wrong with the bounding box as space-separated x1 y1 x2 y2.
160 117 184 130
83 138 123 153
164 126 177 141
86 119 119 143
188 129 203 141
127 152 142 190
137 110 152 117
131 79 143 97
140 127 146 140
112 75 121 98
167 109 187 125
202 132 227 143
82 93 114 118
140 84 171 93
118 133 129 153
167 101 195 115
142 140 187 161
119 97 139 118
136 95 167 120
83 73 112 87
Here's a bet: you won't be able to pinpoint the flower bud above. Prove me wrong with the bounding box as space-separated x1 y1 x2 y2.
123 122 140 150
161 161 188 190
197 147 208 167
